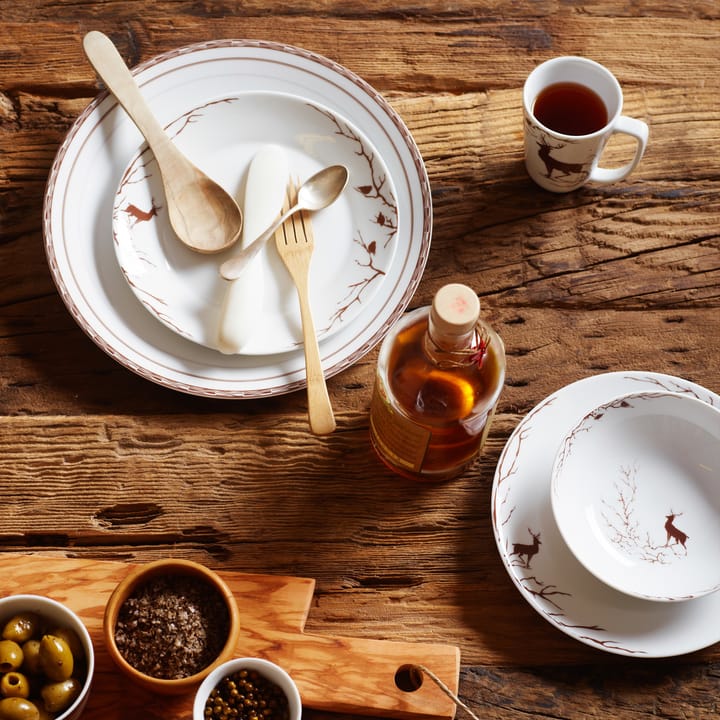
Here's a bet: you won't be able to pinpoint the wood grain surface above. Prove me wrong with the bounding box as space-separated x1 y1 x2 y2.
1 2 720 719
0 554 459 719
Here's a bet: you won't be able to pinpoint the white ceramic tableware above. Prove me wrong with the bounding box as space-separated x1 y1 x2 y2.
44 41 431 399
0 594 95 720
552 391 720 602
193 657 302 720
523 56 648 192
492 371 720 658
113 92 392 355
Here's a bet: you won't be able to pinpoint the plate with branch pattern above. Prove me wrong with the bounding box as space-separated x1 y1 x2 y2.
113 92 398 355
493 371 720 657
44 41 431 397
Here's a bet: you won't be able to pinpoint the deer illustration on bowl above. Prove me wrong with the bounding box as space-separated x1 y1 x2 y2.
551 391 720 602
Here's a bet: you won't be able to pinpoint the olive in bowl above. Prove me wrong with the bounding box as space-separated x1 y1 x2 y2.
193 658 302 720
0 593 95 720
103 559 240 695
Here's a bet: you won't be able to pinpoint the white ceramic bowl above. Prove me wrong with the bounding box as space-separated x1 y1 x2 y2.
193 657 301 720
0 594 95 719
551 391 720 602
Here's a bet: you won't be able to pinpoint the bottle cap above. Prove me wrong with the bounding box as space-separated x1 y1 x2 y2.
430 283 480 336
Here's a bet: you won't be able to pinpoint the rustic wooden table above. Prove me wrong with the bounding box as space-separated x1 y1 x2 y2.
2 1 720 719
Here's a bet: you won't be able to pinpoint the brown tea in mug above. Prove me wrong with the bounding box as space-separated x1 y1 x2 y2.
533 81 608 135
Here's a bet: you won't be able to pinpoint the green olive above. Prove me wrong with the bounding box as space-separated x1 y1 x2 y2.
38 636 73 682
0 673 30 700
18 641 41 677
0 641 23 673
1 615 42 646
0 696 40 720
46 627 83 662
40 678 80 714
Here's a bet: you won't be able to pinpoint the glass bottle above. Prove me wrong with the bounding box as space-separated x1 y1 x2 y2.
369 283 506 481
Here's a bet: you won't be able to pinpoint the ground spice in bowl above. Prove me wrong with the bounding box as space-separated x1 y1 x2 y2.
114 574 230 680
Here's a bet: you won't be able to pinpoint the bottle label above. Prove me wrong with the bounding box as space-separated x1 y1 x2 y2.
369 383 431 473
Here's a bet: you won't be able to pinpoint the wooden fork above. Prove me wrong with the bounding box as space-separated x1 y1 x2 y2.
275 180 336 435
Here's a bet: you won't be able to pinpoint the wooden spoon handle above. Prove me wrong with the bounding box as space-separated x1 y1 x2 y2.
83 31 172 156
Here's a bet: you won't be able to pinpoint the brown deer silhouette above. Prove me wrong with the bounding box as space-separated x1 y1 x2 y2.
664 511 689 551
511 529 541 568
124 202 160 226
536 137 587 179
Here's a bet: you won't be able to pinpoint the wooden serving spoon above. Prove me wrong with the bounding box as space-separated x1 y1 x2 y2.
83 31 243 254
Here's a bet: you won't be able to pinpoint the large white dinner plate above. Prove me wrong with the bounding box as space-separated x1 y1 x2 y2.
44 40 431 398
113 91 398 355
492 371 720 657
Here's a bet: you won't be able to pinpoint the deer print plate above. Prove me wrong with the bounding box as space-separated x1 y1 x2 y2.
493 371 720 657
113 91 398 355
552 391 720 602
43 40 431 397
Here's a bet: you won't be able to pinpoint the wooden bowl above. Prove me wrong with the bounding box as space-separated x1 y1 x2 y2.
103 559 240 695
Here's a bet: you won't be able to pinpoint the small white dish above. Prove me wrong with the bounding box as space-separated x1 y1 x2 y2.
552 391 720 602
492 371 720 658
193 657 302 720
0 594 95 720
113 91 397 355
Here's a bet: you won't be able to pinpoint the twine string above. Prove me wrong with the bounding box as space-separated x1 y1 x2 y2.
426 321 491 369
415 664 481 720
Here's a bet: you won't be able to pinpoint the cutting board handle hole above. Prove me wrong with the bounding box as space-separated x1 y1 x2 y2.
394 664 424 692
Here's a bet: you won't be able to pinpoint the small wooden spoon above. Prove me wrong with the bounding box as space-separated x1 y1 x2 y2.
220 165 348 280
83 31 243 253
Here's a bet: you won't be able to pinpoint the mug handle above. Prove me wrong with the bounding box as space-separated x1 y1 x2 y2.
589 116 649 184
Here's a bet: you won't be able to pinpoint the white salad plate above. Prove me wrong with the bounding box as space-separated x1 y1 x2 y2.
552 390 720 603
44 40 431 398
492 371 720 657
113 91 397 355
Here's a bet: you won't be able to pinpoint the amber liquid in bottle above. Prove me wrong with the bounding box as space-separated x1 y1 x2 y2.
370 296 505 481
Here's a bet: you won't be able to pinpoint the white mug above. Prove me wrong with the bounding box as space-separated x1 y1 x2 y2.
523 56 649 192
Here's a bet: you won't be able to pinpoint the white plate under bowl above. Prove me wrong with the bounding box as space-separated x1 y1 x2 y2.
492 371 720 657
552 391 720 602
113 91 397 355
43 40 431 398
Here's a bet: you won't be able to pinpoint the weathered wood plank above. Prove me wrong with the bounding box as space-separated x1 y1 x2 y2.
2 2 720 718
0 13 719 92
1 288 719 409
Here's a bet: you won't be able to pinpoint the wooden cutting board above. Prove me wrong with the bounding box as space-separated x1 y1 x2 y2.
0 554 460 720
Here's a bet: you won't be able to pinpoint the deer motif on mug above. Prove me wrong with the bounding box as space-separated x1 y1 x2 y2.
536 136 589 180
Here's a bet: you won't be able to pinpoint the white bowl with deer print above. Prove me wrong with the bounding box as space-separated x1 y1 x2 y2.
551 391 720 603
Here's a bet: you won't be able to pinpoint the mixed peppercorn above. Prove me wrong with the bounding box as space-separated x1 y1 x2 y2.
204 668 290 720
